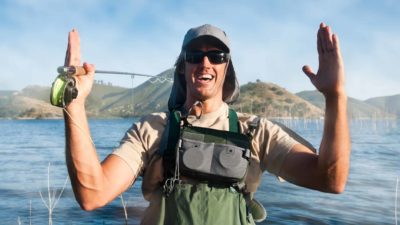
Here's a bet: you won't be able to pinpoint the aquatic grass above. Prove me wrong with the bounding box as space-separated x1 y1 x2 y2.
396 177 399 225
29 200 32 225
120 193 129 225
39 162 68 225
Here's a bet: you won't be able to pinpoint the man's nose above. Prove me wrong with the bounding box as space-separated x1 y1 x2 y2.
200 55 212 67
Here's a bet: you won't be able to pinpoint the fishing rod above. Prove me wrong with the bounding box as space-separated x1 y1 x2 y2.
57 66 156 78
50 66 156 108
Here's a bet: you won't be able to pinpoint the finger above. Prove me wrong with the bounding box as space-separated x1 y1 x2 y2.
64 29 81 66
332 33 340 52
324 26 334 52
317 23 327 54
70 29 81 66
317 25 323 54
319 23 329 53
302 65 315 79
319 23 334 53
83 62 95 75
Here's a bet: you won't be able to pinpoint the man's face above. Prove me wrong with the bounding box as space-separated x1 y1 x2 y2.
184 43 228 103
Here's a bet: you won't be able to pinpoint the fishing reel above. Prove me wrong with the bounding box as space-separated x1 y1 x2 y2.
50 65 156 107
50 66 85 108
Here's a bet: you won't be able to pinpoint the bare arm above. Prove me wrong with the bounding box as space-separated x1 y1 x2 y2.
279 23 351 193
64 30 135 210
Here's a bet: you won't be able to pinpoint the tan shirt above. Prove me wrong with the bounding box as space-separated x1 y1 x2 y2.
112 103 299 224
112 103 298 193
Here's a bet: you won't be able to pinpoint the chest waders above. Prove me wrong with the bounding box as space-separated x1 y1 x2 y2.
157 109 256 225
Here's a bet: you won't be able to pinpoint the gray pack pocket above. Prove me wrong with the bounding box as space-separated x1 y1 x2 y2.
180 138 249 183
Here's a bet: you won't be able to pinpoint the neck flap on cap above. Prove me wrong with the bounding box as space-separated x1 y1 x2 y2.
167 24 240 111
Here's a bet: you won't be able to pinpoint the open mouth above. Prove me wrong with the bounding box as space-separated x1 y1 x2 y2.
197 74 214 81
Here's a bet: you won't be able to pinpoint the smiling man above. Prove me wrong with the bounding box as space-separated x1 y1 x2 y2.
63 24 350 225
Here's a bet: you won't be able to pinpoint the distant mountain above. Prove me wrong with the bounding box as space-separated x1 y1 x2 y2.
1 69 398 119
0 89 62 119
19 85 51 102
94 68 174 117
231 81 323 118
296 90 396 119
0 70 174 119
365 94 400 117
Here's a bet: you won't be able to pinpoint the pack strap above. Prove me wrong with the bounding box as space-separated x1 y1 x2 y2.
228 108 239 133
165 110 181 156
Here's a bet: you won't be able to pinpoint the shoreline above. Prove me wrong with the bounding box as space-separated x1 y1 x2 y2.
1 116 398 121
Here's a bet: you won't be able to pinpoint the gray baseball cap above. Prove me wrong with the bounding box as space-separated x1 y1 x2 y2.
182 24 231 52
168 24 239 111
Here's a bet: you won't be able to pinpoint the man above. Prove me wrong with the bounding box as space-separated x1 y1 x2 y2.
63 23 350 224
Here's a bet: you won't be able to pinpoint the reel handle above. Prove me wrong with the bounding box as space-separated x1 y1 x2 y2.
57 66 87 76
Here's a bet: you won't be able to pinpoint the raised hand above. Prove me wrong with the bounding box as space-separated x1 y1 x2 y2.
64 29 95 106
302 23 346 98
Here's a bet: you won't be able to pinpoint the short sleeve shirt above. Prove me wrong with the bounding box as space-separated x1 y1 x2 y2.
112 103 298 193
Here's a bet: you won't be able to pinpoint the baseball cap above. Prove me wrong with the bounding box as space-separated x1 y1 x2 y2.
182 24 230 53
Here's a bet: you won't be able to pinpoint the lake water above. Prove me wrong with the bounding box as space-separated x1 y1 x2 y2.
0 118 399 225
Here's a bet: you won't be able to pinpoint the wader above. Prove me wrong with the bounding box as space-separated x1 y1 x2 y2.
157 109 256 225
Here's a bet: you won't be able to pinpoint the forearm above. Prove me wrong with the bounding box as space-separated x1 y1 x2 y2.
318 93 351 193
64 103 109 209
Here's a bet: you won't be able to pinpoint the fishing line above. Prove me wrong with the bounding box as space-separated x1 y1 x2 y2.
61 74 95 148
63 108 95 148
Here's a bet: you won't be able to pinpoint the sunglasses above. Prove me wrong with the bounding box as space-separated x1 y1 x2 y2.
184 50 230 64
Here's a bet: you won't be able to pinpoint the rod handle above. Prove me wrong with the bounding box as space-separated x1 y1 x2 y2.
57 66 87 76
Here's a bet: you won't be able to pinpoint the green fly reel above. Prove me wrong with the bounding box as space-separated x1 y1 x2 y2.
50 67 79 108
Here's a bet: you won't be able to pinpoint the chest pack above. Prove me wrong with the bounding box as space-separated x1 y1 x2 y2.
161 109 254 194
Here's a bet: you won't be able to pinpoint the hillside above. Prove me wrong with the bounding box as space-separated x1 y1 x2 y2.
0 92 62 119
1 69 398 119
231 81 323 118
95 68 174 117
365 94 400 117
296 90 396 119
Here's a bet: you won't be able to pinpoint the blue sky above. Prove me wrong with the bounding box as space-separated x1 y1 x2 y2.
1 0 399 100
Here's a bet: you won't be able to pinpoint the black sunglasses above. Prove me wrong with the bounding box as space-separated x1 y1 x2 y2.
184 50 230 64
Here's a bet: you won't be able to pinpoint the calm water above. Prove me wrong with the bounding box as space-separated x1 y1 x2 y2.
0 118 399 225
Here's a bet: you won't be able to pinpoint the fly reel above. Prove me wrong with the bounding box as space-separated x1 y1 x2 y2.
50 66 84 107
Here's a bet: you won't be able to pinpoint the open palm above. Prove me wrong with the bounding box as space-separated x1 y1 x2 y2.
303 23 346 98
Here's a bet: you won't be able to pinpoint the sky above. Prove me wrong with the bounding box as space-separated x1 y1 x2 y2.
0 0 399 100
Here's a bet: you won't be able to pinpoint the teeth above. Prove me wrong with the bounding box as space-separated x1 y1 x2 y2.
198 74 213 80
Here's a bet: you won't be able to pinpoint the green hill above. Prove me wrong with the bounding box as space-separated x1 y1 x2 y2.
296 90 396 119
20 85 51 102
76 69 174 117
0 93 62 119
1 69 398 119
231 81 323 118
365 94 400 117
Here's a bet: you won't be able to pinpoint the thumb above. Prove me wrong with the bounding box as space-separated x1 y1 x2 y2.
83 62 95 75
302 65 315 80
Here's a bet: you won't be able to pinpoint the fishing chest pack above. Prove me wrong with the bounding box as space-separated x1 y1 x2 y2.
162 109 257 191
